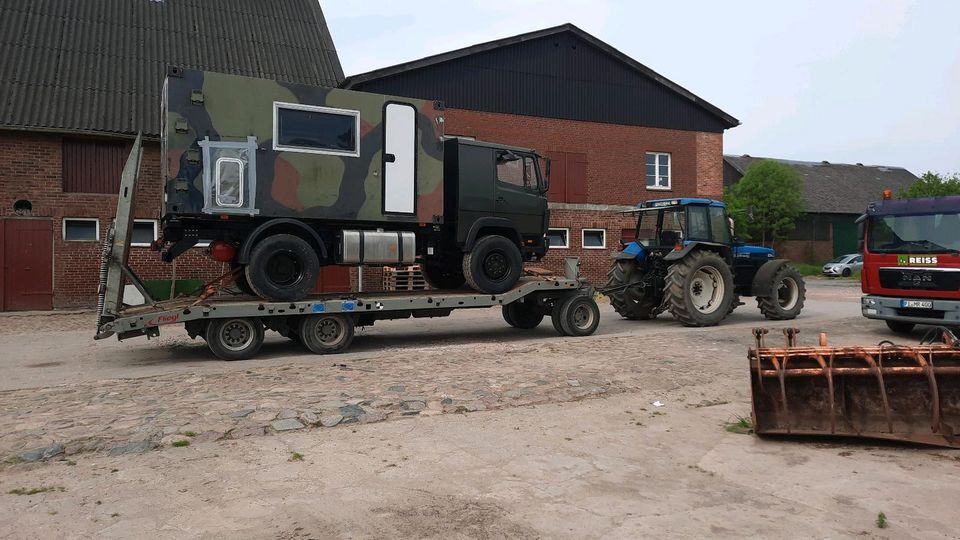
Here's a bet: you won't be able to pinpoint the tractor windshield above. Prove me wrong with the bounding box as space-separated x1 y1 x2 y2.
635 208 685 248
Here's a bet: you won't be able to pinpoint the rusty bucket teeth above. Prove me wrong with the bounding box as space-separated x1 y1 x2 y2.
749 328 960 448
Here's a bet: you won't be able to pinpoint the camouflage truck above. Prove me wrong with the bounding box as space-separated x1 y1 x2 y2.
160 68 550 301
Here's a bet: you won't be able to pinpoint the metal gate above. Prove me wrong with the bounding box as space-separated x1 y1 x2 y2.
1 218 54 311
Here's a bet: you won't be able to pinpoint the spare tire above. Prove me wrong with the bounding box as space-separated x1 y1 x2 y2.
245 234 320 302
462 235 523 294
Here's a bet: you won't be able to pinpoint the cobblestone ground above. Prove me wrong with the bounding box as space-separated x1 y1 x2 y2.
0 281 866 464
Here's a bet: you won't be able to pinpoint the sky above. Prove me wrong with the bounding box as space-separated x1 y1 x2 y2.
321 0 960 175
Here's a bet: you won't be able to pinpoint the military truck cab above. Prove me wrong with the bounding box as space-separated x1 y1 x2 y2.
159 69 549 301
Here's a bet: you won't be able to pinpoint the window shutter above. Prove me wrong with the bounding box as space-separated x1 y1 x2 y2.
545 151 567 203
567 152 588 203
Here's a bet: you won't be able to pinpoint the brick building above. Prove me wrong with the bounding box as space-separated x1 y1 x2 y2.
344 24 739 285
723 155 919 263
0 0 343 310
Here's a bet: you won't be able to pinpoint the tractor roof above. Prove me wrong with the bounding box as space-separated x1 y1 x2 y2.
637 198 726 210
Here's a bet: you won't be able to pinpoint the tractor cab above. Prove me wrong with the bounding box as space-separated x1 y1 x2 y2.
607 197 804 327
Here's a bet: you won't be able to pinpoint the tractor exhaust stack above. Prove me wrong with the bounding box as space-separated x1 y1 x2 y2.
749 328 960 448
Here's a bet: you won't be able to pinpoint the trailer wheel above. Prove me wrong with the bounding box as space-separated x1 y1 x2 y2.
664 250 734 327
558 295 600 337
551 301 568 336
463 235 523 294
299 314 354 354
502 301 544 329
245 234 320 302
757 265 806 320
205 318 265 361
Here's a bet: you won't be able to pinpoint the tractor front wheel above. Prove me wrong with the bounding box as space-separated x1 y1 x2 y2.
664 250 734 327
757 265 806 320
605 259 659 320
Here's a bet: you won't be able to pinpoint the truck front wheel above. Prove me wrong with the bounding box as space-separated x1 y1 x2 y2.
463 235 523 294
245 234 320 302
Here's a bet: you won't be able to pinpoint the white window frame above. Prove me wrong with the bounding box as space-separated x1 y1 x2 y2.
131 219 159 247
646 152 672 191
214 157 244 208
547 227 570 249
62 217 99 242
272 101 361 158
581 228 606 249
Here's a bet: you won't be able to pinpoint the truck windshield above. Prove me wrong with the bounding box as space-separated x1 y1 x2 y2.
867 212 960 254
636 208 684 248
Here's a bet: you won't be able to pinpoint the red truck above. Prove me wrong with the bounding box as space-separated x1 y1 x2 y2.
860 191 960 333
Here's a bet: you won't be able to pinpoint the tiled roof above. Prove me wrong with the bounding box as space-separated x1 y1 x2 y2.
0 0 343 137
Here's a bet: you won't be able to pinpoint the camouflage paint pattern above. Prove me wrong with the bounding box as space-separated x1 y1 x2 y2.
162 69 445 224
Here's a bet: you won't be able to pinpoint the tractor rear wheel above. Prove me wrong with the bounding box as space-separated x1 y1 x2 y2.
605 259 658 320
664 250 734 327
758 265 806 320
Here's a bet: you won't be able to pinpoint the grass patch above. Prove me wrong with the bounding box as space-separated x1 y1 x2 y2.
171 440 190 448
8 486 65 496
289 452 304 462
876 512 888 529
724 415 753 434
182 431 197 438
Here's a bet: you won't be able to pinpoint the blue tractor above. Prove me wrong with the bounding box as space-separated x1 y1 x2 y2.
605 198 805 327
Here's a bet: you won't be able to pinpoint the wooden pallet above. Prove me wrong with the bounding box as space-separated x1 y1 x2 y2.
383 264 428 291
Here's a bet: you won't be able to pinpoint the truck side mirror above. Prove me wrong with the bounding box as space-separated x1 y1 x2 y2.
497 150 520 163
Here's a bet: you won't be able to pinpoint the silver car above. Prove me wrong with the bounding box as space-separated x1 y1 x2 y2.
822 254 862 277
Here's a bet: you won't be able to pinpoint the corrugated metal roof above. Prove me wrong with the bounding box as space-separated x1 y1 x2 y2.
343 24 739 131
724 155 920 214
0 0 343 137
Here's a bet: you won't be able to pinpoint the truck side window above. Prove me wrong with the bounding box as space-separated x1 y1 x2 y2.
273 102 360 157
497 158 525 188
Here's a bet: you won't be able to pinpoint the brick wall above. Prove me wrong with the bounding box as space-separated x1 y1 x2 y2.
773 240 834 264
0 130 222 309
444 108 723 205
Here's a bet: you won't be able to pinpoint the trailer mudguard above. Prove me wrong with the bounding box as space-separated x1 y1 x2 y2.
751 259 791 297
237 218 328 264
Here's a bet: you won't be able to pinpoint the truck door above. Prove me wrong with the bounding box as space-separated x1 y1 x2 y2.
383 103 417 214
494 153 546 239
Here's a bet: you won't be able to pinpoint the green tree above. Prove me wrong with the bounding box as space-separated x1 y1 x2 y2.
899 171 960 198
724 160 804 246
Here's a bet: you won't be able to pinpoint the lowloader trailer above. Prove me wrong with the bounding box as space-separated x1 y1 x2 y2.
95 137 599 360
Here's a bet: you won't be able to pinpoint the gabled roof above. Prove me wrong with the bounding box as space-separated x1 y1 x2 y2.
0 0 343 138
343 23 738 130
724 155 919 214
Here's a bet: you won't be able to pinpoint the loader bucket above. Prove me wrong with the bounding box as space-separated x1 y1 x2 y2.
749 328 960 448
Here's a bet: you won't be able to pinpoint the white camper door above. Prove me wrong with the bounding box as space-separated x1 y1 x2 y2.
383 103 416 214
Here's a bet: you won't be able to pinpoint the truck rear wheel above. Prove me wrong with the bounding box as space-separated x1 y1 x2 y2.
463 235 523 294
230 263 256 296
664 250 734 327
245 234 320 302
299 314 354 354
605 259 658 320
422 259 466 290
502 301 544 329
758 265 806 320
205 318 265 360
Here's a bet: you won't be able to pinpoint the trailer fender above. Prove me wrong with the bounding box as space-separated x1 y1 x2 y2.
751 259 791 297
464 218 521 251
237 218 327 264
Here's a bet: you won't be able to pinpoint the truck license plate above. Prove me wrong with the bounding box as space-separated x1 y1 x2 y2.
901 300 933 309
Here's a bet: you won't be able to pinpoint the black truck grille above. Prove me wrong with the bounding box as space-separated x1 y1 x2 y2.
879 268 960 291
